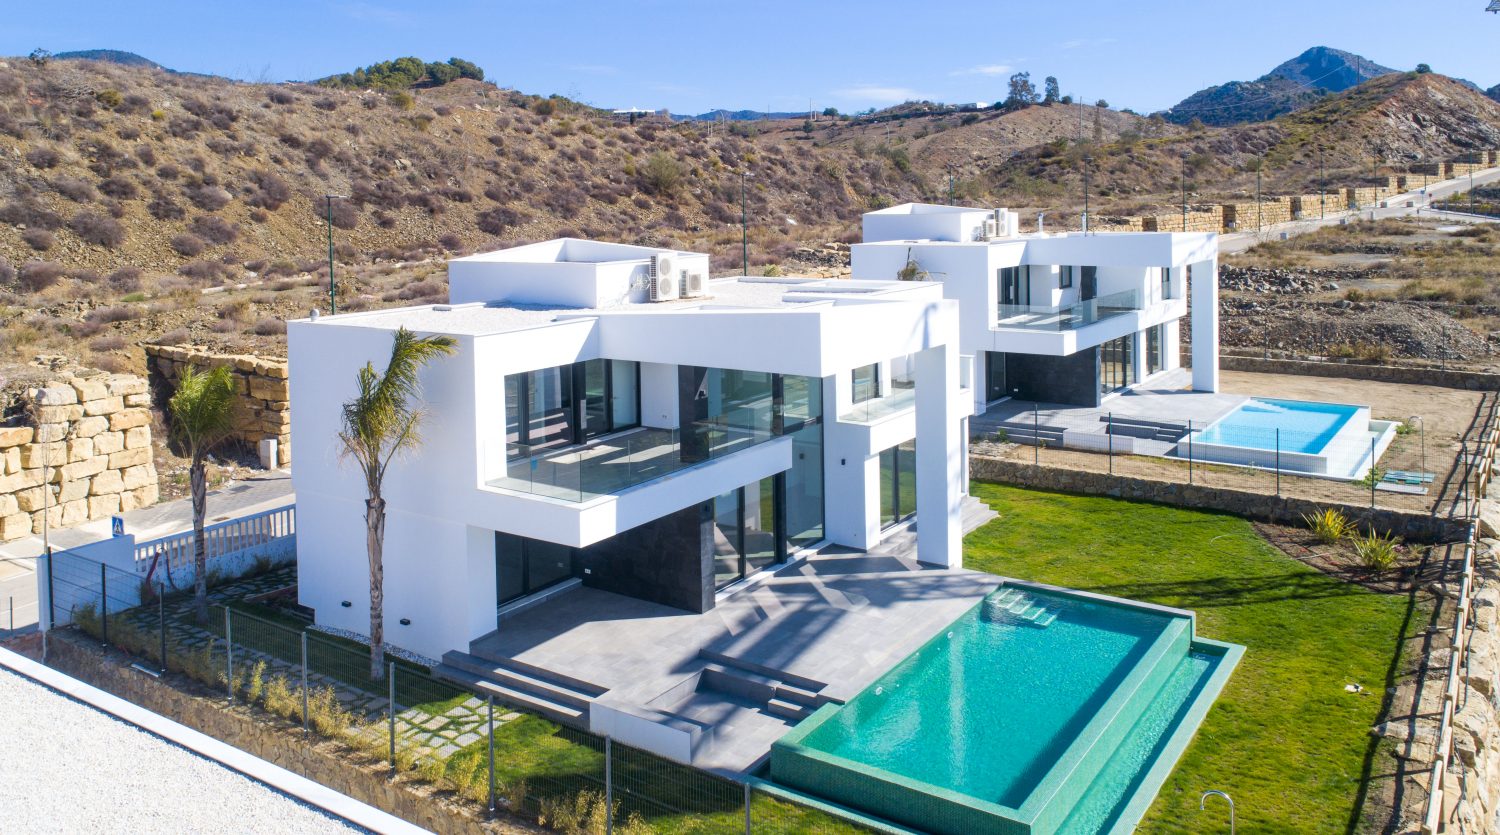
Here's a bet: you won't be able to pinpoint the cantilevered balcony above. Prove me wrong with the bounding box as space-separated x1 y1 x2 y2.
838 382 916 425
995 289 1141 332
488 419 777 502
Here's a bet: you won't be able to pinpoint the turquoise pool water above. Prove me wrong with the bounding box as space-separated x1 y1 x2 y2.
770 586 1241 835
797 590 1171 808
1196 397 1359 454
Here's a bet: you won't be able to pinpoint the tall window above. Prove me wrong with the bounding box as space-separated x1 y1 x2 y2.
851 363 880 403
998 266 1030 307
1099 334 1136 396
879 440 917 528
780 375 824 551
1160 267 1172 300
1059 265 1074 289
1147 325 1163 375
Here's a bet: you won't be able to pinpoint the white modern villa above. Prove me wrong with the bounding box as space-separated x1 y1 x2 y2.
289 238 970 672
852 203 1220 412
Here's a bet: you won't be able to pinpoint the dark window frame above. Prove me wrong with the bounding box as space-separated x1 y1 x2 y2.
851 363 881 404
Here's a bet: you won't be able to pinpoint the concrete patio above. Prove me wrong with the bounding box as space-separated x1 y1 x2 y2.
446 508 1001 774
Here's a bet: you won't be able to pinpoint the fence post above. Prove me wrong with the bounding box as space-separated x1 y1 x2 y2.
225 607 234 702
157 582 167 673
100 562 108 646
1187 420 1193 485
45 547 54 633
1107 412 1114 474
605 735 614 835
1370 436 1377 508
1275 428 1281 497
301 631 309 736
487 694 496 815
744 780 752 834
388 661 397 777
1033 403 1039 468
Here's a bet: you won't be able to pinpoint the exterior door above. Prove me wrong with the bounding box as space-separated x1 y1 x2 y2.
985 352 1008 402
495 533 575 608
1081 266 1098 301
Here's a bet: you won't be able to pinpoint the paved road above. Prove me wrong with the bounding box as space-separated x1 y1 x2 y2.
1219 166 1500 255
0 469 294 637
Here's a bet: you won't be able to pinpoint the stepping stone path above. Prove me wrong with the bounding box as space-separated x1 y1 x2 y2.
109 566 525 769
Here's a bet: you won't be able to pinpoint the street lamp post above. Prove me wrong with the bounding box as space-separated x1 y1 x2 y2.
1256 165 1262 233
1318 147 1326 219
947 165 956 206
323 194 346 315
739 171 752 274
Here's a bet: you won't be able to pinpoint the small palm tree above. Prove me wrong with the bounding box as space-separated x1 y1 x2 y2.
168 365 238 624
339 327 456 680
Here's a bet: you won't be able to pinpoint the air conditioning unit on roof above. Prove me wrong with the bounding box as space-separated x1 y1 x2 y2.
649 254 680 301
682 270 707 297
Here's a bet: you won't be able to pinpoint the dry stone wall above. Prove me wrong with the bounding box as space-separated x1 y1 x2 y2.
144 345 291 467
0 370 159 542
1222 197 1293 230
1141 208 1223 233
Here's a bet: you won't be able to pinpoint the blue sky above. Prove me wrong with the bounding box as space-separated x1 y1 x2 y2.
5 1 1497 115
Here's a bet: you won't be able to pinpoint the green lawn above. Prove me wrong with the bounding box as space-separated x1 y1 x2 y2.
965 483 1424 834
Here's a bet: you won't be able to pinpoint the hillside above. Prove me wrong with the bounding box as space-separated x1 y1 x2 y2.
1166 46 1398 126
55 50 166 70
989 72 1500 215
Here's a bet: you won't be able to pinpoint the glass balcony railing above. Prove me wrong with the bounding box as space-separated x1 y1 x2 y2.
995 289 1142 332
487 416 778 502
839 382 916 424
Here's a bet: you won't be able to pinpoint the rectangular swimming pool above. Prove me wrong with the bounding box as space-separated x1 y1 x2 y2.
1195 398 1359 454
769 584 1242 835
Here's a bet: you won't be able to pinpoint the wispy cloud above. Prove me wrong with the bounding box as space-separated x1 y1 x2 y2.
336 2 408 25
1060 37 1116 50
565 64 619 76
950 64 1013 77
833 84 926 103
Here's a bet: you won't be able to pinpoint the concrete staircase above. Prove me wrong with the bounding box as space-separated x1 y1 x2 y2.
695 650 835 722
982 587 1059 627
1100 415 1189 443
972 415 1068 447
435 650 608 727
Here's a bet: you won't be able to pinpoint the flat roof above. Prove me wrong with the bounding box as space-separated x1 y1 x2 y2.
305 275 927 337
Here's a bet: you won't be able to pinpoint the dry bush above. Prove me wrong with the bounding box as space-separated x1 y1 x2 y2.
248 170 291 210
25 146 61 168
134 144 156 166
156 327 190 345
107 266 142 292
69 211 126 248
52 176 95 202
189 214 239 245
171 233 206 256
328 200 360 229
99 176 138 199
0 258 14 286
252 317 286 335
0 201 63 230
22 229 54 251
186 184 232 211
19 261 65 292
148 193 186 220
86 305 140 325
89 334 127 352
267 89 295 105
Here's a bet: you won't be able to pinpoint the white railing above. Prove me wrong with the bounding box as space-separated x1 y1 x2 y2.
1422 396 1498 833
133 504 296 576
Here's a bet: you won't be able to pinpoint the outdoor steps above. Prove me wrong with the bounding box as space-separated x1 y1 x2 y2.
872 496 995 558
695 652 834 723
435 650 608 727
982 588 1058 628
960 495 999 534
1100 415 1189 443
975 418 1067 447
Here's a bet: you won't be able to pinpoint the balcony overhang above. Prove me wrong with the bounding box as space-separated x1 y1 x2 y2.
989 298 1186 356
468 436 793 548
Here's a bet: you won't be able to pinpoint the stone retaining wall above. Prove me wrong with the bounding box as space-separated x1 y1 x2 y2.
1221 197 1293 230
1140 208 1222 233
969 456 1468 543
1218 354 1500 391
0 370 159 542
144 345 290 467
35 635 517 835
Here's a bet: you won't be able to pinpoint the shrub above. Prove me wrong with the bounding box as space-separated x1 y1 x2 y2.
533 98 555 117
25 146 61 168
249 170 291 210
0 201 63 230
87 305 140 325
1302 508 1354 545
89 334 128 352
0 258 13 285
22 228 54 251
438 233 462 250
70 212 126 248
389 90 415 110
19 261 65 291
477 206 522 235
329 200 360 229
52 176 95 202
1352 530 1400 571
95 88 123 109
171 233 206 256
107 266 142 292
189 214 238 245
148 193 186 220
99 176 138 200
638 151 685 195
252 317 286 336
186 184 232 211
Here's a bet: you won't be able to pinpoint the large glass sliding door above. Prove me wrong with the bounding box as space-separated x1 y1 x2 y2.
1099 334 1135 396
779 374 824 551
495 533 575 607
713 476 780 590
985 351 1008 402
879 440 917 529
1146 326 1163 376
506 360 640 457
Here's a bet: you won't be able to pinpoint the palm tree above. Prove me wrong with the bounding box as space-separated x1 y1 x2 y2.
168 365 238 624
339 327 456 680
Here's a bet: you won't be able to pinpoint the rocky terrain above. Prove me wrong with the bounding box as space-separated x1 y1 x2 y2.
1166 46 1398 126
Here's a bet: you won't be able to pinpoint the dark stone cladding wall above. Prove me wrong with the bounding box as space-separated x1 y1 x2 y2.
1216 355 1500 392
575 501 715 613
970 455 1469 544
1003 348 1100 407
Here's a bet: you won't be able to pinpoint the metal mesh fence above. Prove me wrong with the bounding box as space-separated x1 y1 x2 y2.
43 547 878 834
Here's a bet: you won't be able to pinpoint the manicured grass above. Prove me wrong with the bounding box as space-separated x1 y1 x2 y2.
965 483 1424 834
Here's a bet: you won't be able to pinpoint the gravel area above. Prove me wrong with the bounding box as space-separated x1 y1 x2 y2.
0 667 369 834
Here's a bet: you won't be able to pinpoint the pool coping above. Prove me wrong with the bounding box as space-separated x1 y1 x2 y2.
1195 396 1364 454
768 581 1243 835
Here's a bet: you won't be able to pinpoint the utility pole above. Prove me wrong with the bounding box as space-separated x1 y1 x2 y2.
1180 154 1188 231
1318 147 1326 219
740 170 752 274
323 194 346 315
947 165 956 205
1083 156 1093 233
1471 154 1477 215
1256 165 1263 233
